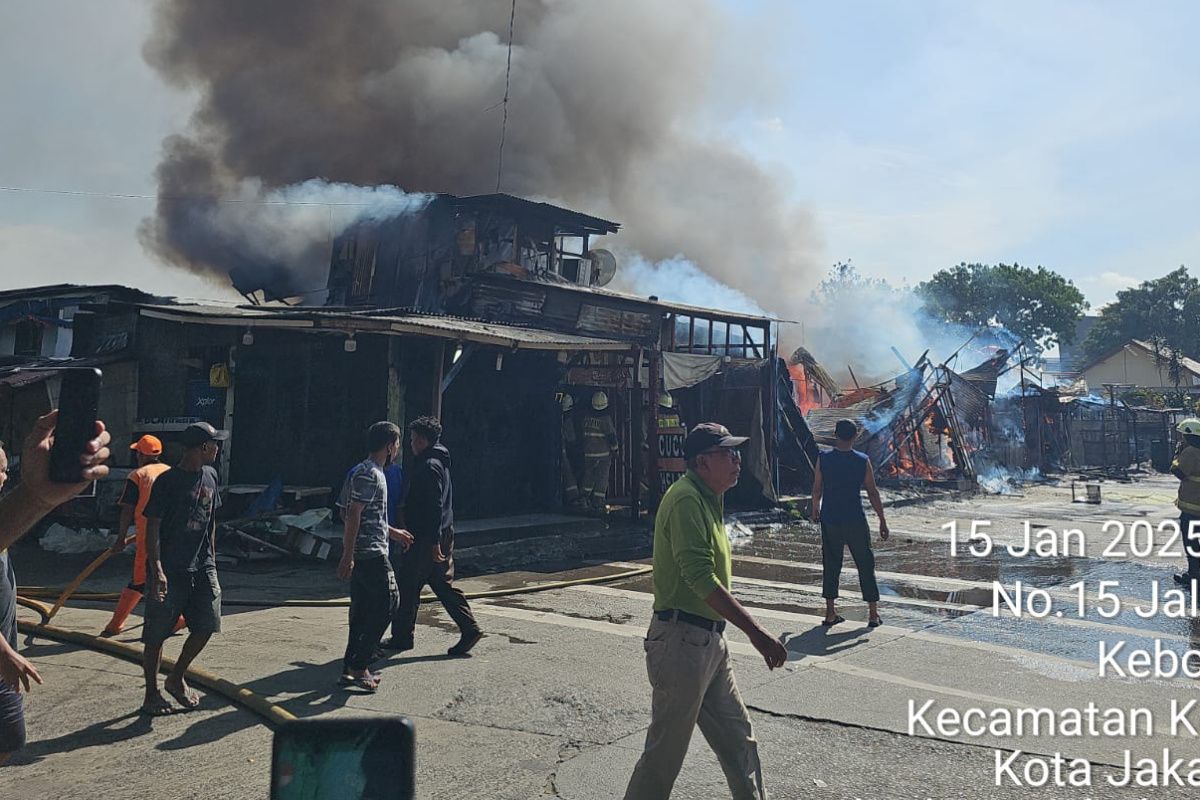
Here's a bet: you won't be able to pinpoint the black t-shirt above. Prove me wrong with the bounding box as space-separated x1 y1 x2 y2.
0 549 16 651
143 466 222 573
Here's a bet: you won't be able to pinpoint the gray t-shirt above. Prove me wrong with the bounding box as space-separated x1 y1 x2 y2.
339 459 389 559
0 549 16 651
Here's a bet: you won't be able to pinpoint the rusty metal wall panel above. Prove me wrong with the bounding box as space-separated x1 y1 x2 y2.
469 284 547 321
577 303 657 340
946 369 991 427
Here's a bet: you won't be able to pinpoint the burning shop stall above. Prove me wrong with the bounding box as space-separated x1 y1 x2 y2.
324 191 788 512
652 306 780 509
799 349 1027 489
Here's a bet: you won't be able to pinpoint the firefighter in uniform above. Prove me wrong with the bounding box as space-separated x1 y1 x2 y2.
658 392 680 430
580 391 619 512
1171 417 1200 589
560 394 583 509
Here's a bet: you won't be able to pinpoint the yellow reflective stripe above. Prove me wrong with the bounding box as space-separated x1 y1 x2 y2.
1178 499 1200 514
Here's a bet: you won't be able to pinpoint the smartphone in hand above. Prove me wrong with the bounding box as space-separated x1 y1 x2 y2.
48 367 102 483
272 715 415 800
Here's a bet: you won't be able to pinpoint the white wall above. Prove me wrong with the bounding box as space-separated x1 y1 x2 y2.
1083 345 1198 389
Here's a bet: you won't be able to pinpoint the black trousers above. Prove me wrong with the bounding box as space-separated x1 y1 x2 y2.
821 520 880 602
1183 512 1200 579
392 549 478 643
344 555 399 671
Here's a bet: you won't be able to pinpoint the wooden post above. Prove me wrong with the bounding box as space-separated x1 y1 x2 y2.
648 351 662 509
630 346 642 519
432 340 445 418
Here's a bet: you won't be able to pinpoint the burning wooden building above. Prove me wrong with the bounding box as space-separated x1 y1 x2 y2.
1 193 795 526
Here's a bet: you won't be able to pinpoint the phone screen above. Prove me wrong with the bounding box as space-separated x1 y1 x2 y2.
271 716 414 800
48 367 102 483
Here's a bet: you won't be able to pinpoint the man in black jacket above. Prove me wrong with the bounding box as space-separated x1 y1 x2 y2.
386 416 482 657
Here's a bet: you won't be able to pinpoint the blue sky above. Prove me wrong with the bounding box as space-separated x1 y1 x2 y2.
723 0 1200 308
1 1 1197 309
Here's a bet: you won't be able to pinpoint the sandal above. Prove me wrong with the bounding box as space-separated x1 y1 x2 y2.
821 615 845 627
339 670 381 691
868 616 883 628
164 680 201 710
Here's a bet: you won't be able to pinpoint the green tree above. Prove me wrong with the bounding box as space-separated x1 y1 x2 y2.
812 260 894 303
915 262 1088 355
1082 266 1200 359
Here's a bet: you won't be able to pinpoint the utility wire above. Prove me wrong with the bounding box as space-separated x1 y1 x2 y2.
0 185 394 207
496 0 517 193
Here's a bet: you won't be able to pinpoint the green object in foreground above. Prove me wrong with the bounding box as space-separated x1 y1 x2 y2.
651 471 731 622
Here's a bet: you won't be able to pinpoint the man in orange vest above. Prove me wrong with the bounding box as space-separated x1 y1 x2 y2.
102 435 173 636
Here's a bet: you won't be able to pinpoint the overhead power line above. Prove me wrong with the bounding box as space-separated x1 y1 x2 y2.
496 0 517 193
0 185 394 207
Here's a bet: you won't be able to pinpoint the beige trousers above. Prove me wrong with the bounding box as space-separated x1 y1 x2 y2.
623 616 766 800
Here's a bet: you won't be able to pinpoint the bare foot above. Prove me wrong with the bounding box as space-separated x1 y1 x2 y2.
141 692 174 716
163 675 200 710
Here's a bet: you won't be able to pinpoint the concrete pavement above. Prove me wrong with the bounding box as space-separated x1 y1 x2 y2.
2 475 1196 798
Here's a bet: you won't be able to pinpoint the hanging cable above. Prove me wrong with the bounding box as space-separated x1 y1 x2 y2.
496 0 517 193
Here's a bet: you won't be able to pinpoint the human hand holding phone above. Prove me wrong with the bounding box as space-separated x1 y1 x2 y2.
18 408 111 512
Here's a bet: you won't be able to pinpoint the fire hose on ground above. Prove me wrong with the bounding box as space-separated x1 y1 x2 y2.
13 561 654 729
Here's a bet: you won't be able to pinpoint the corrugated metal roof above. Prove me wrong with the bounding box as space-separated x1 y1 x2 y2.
134 303 631 351
492 275 778 325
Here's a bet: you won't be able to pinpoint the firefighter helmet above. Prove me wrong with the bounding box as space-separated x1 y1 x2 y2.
658 392 674 409
591 391 609 411
1177 418 1200 435
561 394 574 412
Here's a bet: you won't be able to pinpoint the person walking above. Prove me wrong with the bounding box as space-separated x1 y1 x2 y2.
140 422 227 716
337 422 412 691
624 423 787 800
1171 418 1200 589
810 418 889 628
580 391 618 513
103 435 173 636
388 417 482 657
1 413 112 764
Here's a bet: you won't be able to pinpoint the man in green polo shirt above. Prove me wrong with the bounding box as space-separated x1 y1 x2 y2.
624 423 787 800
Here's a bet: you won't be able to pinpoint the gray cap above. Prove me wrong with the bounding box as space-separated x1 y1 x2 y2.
181 421 229 447
683 422 748 460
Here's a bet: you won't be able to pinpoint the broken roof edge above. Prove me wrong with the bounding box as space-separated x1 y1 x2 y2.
477 273 779 326
133 302 632 352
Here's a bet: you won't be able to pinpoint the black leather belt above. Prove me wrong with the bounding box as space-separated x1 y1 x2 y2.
655 609 726 633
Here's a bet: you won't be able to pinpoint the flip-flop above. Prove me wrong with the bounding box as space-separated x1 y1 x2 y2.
140 699 175 717
164 682 201 710
341 673 380 693
337 669 382 687
821 615 845 627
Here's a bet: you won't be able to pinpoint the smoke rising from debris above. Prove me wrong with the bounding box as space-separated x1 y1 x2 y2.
140 0 819 305
797 275 1021 388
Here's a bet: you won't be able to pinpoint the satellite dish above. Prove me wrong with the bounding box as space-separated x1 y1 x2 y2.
587 249 617 286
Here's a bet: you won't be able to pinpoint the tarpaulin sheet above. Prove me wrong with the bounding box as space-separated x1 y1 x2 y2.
662 352 722 391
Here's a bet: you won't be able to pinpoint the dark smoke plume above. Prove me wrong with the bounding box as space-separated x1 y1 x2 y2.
141 0 819 308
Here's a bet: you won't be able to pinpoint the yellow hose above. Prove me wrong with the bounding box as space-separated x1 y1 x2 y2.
13 562 652 729
47 549 113 620
16 617 295 727
18 565 654 607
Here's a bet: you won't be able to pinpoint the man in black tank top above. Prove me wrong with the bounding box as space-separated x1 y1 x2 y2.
810 419 890 628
